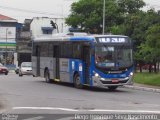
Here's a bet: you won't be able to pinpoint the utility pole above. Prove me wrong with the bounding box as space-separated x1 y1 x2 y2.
5 28 8 65
102 0 105 35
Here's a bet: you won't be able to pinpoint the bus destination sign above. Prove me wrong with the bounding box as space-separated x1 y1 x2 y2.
97 37 127 43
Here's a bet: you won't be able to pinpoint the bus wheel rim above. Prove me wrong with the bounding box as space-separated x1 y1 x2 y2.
76 76 80 86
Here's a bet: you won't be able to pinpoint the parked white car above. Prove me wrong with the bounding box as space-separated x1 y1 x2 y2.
19 62 32 76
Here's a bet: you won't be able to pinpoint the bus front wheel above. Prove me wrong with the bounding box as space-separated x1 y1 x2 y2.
74 74 83 89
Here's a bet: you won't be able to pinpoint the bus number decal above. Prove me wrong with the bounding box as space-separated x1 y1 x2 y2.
98 37 126 43
79 63 82 71
72 61 75 70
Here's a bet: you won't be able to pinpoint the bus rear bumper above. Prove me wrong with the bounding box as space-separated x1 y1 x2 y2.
92 75 133 88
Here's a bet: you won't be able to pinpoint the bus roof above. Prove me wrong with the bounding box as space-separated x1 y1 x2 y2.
33 33 128 42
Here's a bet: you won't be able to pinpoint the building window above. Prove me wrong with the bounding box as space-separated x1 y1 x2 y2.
41 27 53 34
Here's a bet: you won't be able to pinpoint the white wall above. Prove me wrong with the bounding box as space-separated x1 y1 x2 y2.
30 17 69 38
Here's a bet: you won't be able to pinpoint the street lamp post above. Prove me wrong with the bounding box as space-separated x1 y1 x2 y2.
50 20 59 33
5 28 8 65
102 0 105 35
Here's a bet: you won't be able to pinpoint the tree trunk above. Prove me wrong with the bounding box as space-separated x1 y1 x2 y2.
139 63 142 73
158 62 160 73
149 64 152 73
154 63 157 73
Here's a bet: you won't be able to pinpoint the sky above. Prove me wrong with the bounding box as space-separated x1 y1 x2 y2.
0 0 159 23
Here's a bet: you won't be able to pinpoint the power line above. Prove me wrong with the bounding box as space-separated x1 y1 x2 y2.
0 5 64 16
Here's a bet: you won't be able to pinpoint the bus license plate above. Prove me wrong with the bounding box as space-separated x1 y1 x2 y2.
112 79 119 83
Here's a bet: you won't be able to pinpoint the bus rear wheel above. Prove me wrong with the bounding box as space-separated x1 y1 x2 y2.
74 74 83 89
108 86 118 91
44 70 51 83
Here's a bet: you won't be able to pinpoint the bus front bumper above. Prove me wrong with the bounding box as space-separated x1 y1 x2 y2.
92 75 133 88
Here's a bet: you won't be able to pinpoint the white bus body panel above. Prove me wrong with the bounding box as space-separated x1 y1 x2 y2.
32 56 70 82
59 58 70 83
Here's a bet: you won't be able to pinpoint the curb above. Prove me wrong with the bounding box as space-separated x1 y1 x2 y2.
124 85 160 93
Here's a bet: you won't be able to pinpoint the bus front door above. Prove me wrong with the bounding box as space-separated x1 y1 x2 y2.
53 45 60 79
82 46 90 85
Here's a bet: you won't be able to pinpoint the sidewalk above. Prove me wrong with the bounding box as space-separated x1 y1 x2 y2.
124 83 160 93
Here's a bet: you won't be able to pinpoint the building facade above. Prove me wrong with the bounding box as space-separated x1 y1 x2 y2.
30 17 69 38
0 14 17 65
16 19 32 66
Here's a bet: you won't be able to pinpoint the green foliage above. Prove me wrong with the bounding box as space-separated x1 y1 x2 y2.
109 25 126 35
66 0 103 33
145 24 160 62
123 9 160 66
117 0 145 14
66 0 145 33
134 73 160 86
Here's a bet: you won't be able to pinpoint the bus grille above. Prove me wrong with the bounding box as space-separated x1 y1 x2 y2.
100 80 128 84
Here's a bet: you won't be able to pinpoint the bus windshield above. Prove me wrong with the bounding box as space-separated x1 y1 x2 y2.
95 45 132 69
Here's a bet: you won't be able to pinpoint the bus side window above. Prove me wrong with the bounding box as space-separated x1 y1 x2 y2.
53 45 60 58
73 43 81 59
48 44 53 57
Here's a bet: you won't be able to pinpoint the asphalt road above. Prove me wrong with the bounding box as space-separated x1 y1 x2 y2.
0 73 160 119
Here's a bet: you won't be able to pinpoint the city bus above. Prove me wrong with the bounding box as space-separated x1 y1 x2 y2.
32 33 134 90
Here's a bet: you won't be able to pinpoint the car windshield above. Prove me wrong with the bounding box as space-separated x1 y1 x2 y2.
21 62 32 67
95 45 133 68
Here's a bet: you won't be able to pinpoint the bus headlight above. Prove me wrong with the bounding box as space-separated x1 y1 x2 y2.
93 71 100 77
130 72 133 76
95 73 99 77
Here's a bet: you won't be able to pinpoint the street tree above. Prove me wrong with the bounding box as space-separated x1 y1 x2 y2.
133 9 160 72
146 24 160 72
117 0 145 14
66 0 145 34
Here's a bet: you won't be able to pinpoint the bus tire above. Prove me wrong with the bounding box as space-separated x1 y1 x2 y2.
5 72 8 75
44 70 51 83
108 86 118 91
74 74 83 89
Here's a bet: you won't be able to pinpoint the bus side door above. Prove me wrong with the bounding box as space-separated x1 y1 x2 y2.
53 45 60 79
82 45 91 85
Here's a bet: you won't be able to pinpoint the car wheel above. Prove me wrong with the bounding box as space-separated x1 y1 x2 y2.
74 74 83 89
5 72 8 75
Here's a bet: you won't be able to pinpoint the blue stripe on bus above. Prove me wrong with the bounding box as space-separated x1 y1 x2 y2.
70 37 94 41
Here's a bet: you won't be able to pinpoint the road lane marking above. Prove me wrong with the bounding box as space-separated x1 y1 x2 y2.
22 116 44 120
56 117 75 120
13 107 79 112
89 109 160 114
12 107 160 113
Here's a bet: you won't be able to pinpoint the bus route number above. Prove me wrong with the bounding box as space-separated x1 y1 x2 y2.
99 38 126 43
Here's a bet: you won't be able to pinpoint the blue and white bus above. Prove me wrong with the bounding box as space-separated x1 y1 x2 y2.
32 33 134 90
